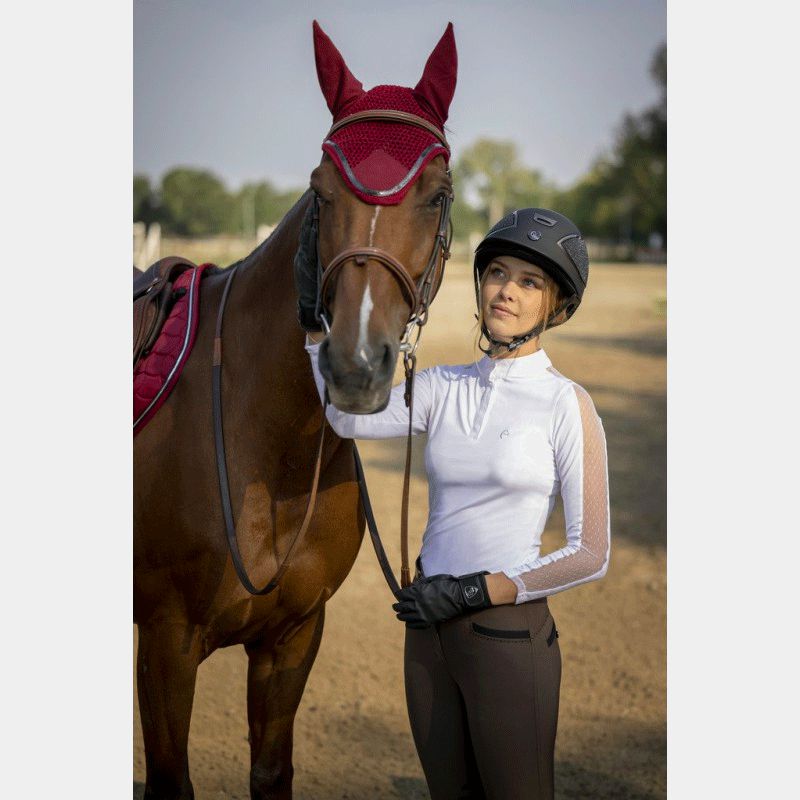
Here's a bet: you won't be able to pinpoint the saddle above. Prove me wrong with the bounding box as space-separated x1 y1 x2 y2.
133 257 198 368
134 260 216 434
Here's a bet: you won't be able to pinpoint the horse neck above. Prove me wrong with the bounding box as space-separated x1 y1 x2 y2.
229 190 311 359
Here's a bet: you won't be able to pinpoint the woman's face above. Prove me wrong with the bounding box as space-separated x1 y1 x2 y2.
481 256 549 341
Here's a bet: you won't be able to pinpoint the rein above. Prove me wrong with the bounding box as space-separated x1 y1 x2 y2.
212 263 328 595
212 110 452 598
314 176 452 592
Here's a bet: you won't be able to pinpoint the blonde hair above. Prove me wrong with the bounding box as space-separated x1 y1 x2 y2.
473 265 562 358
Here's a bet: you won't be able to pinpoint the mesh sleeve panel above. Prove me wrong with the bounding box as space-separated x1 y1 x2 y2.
504 379 610 603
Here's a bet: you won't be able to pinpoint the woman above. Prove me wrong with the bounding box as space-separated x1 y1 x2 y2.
303 208 610 799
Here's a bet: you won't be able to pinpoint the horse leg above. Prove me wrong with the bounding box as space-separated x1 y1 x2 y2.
245 606 326 800
137 621 203 800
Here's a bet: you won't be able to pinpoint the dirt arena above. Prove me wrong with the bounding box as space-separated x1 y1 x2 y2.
134 262 667 799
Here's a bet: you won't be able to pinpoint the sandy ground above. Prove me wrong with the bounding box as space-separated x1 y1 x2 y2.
134 262 666 799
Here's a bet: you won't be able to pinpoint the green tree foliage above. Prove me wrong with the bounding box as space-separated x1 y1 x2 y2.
233 182 305 235
134 169 305 237
133 174 158 226
453 139 556 236
159 168 235 236
449 188 487 246
557 43 666 246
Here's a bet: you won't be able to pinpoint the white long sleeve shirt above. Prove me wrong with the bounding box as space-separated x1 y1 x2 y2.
305 337 610 604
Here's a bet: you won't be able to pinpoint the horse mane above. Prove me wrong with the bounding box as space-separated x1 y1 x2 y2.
219 188 314 273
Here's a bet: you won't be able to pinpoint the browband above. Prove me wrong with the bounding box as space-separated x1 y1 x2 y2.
326 109 450 152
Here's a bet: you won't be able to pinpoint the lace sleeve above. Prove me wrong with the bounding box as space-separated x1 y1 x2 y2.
304 336 434 439
503 382 611 603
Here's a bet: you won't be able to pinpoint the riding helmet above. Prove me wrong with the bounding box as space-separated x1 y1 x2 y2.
473 207 589 329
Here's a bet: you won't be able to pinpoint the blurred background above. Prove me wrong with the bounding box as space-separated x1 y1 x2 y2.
134 0 665 269
134 2 666 798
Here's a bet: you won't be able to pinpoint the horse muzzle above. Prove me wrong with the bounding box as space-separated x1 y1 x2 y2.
318 335 397 413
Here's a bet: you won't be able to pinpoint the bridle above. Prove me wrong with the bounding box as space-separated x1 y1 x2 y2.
212 109 453 598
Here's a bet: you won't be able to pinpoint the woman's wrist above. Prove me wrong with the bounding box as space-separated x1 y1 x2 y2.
485 572 519 605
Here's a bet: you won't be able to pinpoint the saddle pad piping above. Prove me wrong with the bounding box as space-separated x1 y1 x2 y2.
133 268 198 430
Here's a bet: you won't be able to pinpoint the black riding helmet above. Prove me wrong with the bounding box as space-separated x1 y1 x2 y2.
473 208 590 353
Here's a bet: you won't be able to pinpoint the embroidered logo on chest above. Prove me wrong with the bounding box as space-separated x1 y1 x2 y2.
500 428 511 439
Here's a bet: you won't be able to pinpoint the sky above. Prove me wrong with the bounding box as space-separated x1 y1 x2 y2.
134 0 665 192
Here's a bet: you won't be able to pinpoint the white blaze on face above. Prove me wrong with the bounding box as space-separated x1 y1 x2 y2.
356 206 381 365
356 280 374 365
368 206 380 247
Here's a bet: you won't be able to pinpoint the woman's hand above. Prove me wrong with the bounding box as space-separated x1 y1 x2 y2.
485 572 518 605
393 571 492 628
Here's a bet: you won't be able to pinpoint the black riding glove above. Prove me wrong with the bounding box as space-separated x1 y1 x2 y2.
293 198 323 333
392 571 492 629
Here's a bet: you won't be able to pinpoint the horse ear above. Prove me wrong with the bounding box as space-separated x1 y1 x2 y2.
413 22 458 124
312 20 364 116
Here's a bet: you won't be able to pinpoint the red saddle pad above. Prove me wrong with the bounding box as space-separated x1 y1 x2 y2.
133 263 214 435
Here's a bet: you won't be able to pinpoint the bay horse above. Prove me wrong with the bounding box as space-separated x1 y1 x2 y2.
134 21 457 800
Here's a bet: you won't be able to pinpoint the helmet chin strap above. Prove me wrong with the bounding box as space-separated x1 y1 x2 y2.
476 297 575 356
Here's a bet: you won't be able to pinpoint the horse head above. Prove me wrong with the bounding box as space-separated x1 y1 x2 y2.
308 21 457 413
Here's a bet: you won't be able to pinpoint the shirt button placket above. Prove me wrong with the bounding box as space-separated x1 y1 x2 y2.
470 375 496 439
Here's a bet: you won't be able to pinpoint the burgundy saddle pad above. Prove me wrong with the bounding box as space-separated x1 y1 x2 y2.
133 263 214 435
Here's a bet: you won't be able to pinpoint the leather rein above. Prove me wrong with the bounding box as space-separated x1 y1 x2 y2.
212 110 453 598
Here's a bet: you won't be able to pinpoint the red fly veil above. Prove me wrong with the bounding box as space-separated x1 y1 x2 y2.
313 21 457 205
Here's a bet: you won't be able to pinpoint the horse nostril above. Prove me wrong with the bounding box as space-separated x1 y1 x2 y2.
355 342 392 376
381 343 393 372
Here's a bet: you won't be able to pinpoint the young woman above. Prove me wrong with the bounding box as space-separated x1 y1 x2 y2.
303 208 610 799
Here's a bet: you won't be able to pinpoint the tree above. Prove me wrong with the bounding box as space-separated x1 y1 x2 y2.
450 139 557 246
159 168 234 236
133 174 158 226
455 139 556 225
233 182 306 235
555 42 666 246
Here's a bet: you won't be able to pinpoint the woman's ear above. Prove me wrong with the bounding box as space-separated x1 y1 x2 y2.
548 307 570 328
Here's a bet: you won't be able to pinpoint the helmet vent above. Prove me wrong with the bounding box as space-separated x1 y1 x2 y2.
533 212 557 227
560 235 589 285
486 211 517 236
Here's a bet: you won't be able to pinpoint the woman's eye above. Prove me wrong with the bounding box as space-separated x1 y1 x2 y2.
491 267 505 278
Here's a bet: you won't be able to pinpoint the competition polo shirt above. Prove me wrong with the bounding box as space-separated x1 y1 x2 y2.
305 337 610 604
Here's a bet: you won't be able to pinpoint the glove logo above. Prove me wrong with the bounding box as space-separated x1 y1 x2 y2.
464 584 479 600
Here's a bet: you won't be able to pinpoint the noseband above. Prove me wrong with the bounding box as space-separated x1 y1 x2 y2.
212 110 453 597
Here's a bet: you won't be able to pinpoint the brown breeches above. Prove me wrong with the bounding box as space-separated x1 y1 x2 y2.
404 598 562 799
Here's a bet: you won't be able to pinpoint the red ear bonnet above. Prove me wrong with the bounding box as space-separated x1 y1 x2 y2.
312 20 364 116
413 23 457 126
313 21 458 205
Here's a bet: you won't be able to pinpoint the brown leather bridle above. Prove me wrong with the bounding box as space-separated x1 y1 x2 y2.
212 110 453 598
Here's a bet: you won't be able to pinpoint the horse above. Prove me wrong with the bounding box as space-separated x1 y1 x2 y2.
134 21 457 800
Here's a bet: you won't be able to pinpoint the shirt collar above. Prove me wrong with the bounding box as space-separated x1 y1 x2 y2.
476 347 552 382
